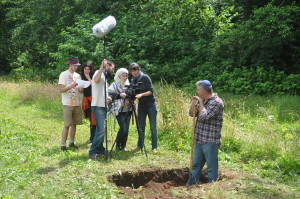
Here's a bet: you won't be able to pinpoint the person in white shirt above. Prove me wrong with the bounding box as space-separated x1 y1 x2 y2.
58 57 83 151
89 59 115 159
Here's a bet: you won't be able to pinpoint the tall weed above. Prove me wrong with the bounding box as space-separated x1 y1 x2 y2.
155 81 193 151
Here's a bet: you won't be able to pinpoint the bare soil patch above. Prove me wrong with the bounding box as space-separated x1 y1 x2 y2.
108 167 233 199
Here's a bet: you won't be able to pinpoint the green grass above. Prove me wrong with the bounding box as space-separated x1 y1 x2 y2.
0 80 299 199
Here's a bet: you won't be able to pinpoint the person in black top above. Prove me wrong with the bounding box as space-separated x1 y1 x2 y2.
129 63 158 152
80 62 96 143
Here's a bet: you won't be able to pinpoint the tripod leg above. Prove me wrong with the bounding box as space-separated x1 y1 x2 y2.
132 104 148 158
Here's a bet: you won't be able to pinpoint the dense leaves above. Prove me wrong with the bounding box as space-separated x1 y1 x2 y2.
1 0 299 94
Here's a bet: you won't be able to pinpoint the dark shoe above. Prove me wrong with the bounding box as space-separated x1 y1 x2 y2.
186 178 196 188
186 178 192 187
69 143 78 149
61 146 67 151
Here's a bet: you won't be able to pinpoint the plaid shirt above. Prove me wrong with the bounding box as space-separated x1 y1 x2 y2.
191 94 224 146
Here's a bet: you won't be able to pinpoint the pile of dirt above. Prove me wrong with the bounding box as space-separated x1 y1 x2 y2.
108 167 226 199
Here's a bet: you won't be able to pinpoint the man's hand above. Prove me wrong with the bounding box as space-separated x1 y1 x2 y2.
107 96 112 103
192 96 201 105
70 82 78 88
135 93 143 99
84 72 92 82
58 82 78 93
120 93 127 99
100 59 107 70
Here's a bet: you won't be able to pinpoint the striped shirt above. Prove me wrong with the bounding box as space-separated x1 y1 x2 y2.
191 94 224 146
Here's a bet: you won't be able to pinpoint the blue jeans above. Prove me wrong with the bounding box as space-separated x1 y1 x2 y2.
190 142 219 184
116 111 132 150
137 101 158 150
89 106 106 156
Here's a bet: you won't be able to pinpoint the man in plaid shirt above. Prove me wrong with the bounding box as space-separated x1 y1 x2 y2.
187 80 224 185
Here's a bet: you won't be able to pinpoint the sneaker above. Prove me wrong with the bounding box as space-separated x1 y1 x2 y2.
69 143 78 149
61 146 67 151
123 148 129 152
152 148 158 153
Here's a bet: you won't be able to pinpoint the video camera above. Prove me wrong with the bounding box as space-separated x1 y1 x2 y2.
124 82 142 100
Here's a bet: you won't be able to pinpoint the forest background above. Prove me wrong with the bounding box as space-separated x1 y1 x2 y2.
0 0 299 198
0 0 299 94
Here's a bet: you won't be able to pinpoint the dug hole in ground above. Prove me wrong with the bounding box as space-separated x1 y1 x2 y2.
108 165 235 199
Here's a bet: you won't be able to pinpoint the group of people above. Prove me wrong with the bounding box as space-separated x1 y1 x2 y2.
58 56 225 185
58 57 158 159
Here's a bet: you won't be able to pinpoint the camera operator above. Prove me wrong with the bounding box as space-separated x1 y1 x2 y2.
129 63 158 152
108 68 132 151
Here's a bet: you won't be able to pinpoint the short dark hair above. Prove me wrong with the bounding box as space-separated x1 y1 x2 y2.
129 62 141 71
107 61 114 68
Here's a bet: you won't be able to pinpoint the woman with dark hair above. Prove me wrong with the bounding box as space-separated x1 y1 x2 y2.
80 62 96 143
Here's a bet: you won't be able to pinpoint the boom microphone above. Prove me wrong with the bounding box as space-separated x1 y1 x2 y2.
92 16 116 38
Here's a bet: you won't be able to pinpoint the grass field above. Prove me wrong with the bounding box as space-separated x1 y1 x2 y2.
0 80 299 199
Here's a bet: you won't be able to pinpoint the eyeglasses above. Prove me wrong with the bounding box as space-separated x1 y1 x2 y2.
130 68 138 71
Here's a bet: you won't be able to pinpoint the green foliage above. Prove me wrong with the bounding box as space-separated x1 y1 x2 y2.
240 143 280 162
1 0 300 94
155 82 192 151
48 14 107 80
276 154 300 176
200 3 300 94
220 136 241 153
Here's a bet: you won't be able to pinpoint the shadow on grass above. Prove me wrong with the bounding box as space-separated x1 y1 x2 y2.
36 166 57 175
108 150 140 161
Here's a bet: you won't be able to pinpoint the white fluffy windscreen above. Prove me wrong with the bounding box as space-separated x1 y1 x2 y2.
92 16 116 38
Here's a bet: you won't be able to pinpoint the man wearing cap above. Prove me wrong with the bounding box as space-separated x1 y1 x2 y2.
58 57 83 151
187 80 224 185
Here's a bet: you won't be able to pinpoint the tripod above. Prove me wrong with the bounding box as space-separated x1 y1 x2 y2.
109 97 148 158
